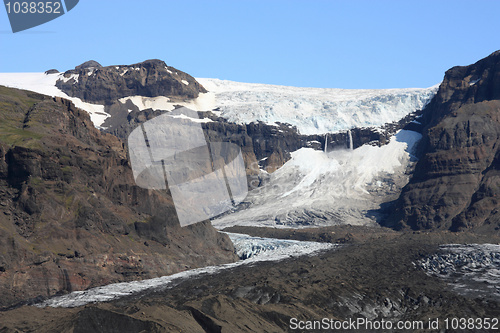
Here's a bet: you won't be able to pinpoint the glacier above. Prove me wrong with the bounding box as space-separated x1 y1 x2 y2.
0 73 437 135
227 232 339 259
196 78 438 135
418 244 500 302
213 130 422 229
35 233 335 308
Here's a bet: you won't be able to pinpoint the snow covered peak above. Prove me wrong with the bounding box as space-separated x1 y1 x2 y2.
197 78 439 135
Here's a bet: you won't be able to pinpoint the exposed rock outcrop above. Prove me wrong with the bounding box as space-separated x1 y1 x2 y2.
105 107 422 182
44 69 59 75
55 59 207 105
387 50 500 232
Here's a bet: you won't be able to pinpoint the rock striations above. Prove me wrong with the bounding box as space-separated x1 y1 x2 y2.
387 50 500 232
0 85 236 308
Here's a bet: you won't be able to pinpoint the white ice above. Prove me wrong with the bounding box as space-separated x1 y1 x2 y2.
213 130 422 229
196 78 438 135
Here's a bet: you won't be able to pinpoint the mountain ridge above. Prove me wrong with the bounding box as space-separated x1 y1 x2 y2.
56 59 207 105
386 50 500 232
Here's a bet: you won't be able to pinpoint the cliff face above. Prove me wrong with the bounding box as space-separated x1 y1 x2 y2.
387 51 500 232
105 107 418 185
0 86 236 308
55 59 207 105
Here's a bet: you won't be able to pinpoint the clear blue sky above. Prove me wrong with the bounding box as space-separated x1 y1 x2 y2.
1 0 499 89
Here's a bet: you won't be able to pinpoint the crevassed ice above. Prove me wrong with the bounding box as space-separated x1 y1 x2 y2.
196 78 439 135
419 244 500 302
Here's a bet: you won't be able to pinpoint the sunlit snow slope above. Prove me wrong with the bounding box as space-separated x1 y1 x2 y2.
197 78 438 135
0 73 110 128
213 130 422 229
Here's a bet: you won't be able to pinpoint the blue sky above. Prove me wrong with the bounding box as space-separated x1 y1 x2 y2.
1 0 499 89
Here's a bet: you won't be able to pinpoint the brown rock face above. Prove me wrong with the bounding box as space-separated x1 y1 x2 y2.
55 59 207 105
0 86 236 308
387 50 500 232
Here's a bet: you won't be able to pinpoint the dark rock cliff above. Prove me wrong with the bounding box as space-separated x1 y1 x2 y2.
55 59 207 105
0 86 236 308
105 107 419 181
386 50 500 232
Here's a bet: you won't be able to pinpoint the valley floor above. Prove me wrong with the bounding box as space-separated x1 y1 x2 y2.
1 226 499 333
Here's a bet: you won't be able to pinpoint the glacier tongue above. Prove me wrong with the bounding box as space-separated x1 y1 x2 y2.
227 232 337 259
35 234 335 308
213 130 422 229
197 78 438 135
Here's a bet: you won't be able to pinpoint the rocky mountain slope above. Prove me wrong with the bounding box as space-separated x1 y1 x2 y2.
387 50 500 232
55 59 206 104
0 53 499 332
0 85 236 308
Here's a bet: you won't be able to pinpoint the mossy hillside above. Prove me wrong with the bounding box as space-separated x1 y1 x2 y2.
0 85 47 148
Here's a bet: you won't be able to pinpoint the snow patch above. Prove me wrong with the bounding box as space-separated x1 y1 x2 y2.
0 73 110 127
169 113 213 123
181 79 189 86
119 95 173 111
121 91 217 114
469 78 480 86
60 73 79 83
